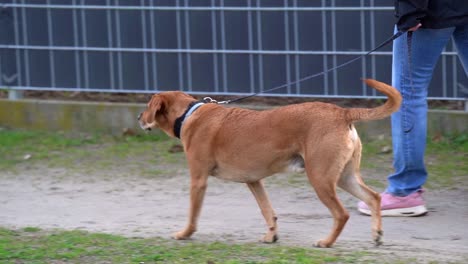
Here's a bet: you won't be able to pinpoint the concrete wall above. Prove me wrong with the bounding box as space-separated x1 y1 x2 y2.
0 99 467 137
0 99 143 135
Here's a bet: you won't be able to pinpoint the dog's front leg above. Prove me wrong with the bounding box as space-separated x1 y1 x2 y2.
247 180 278 243
173 173 208 240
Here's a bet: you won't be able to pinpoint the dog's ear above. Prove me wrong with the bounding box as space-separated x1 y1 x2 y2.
146 94 166 124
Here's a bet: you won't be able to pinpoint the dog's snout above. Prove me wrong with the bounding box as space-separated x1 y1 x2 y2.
137 113 142 120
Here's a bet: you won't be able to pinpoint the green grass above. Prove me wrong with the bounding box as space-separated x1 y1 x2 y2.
0 130 466 263
424 134 468 187
0 129 184 174
22 227 41 233
360 133 468 188
0 129 97 169
0 227 375 264
0 128 466 187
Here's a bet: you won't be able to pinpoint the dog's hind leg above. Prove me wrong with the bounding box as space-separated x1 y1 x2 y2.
309 180 349 248
304 152 350 248
304 142 352 247
246 180 278 243
338 135 382 245
338 159 383 246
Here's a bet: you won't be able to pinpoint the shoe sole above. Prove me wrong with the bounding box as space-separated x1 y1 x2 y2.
359 205 428 217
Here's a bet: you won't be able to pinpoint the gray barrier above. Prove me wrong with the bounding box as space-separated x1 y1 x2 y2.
0 0 466 100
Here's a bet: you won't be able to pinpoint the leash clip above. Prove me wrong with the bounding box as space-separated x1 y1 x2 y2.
203 97 231 104
203 97 218 104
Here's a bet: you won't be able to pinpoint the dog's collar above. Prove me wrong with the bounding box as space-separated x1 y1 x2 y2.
173 101 205 139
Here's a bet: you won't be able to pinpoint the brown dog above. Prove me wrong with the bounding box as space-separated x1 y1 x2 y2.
138 79 401 247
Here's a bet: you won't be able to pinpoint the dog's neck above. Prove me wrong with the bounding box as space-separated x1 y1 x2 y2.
173 101 205 139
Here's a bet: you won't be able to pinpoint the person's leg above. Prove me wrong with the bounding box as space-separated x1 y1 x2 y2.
359 27 456 216
452 24 468 75
388 27 454 196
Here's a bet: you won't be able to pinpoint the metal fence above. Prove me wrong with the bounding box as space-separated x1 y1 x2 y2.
0 0 466 100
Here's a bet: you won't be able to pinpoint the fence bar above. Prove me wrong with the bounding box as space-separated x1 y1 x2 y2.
293 0 300 94
370 0 377 96
2 4 395 12
321 0 328 96
80 0 89 89
0 45 406 55
7 0 22 99
72 0 81 88
360 0 366 95
442 53 447 97
331 0 338 95
0 48 2 87
13 0 22 88
283 0 291 94
211 0 219 93
46 0 56 88
220 0 228 93
184 0 192 91
141 0 149 91
452 53 458 98
256 0 264 93
247 0 255 94
115 0 123 90
149 1 158 91
20 0 30 88
106 0 115 90
176 0 184 91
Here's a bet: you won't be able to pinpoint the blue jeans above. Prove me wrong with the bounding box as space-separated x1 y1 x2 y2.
387 24 468 196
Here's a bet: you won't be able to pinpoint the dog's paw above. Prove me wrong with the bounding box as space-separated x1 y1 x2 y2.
172 231 191 240
373 230 384 247
261 233 279 244
314 239 333 248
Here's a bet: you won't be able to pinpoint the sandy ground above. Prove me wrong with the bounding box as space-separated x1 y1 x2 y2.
1 165 467 263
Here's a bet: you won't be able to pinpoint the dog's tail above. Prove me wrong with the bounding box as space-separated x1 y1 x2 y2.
345 79 402 122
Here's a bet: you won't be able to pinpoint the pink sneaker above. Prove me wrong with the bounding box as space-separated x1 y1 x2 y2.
358 190 428 217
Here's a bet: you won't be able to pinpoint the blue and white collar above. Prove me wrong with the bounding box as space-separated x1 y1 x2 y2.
173 101 205 138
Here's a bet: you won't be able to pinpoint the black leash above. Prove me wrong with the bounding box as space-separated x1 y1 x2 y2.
214 30 405 104
403 30 414 133
407 31 414 92
175 30 409 138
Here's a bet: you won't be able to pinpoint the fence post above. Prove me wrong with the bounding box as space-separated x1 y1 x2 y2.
8 90 23 100
1 4 21 100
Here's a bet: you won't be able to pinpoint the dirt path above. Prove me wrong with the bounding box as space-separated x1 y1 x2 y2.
1 166 467 263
